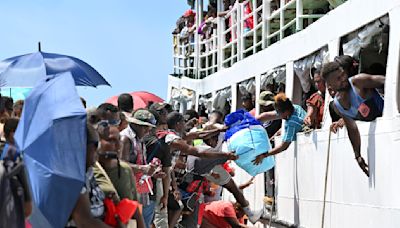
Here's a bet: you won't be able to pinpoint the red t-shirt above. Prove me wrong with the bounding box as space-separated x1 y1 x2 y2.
202 201 238 228
306 92 325 128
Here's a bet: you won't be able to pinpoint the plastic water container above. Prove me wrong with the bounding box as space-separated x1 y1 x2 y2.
226 125 275 176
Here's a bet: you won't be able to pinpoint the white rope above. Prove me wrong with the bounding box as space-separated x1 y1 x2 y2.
321 130 332 228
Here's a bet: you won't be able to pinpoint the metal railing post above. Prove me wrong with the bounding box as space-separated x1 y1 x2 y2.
280 0 285 40
252 0 257 54
263 0 271 49
239 2 245 60
296 0 303 32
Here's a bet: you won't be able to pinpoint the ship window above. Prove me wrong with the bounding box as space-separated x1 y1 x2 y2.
169 87 196 113
339 15 389 96
293 47 329 127
213 87 232 116
198 93 213 116
237 78 256 112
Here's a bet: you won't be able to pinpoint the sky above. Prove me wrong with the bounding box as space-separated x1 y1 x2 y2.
0 0 189 106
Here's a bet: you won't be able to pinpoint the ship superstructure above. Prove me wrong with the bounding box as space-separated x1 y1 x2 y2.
168 0 400 227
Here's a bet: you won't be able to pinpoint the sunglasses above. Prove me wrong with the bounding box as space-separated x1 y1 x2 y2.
109 119 121 126
96 120 109 129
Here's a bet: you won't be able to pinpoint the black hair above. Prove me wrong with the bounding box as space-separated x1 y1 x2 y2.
334 55 358 77
167 111 184 129
210 110 224 123
4 118 19 139
97 103 119 118
184 109 199 120
274 93 294 114
320 61 342 81
311 67 321 79
0 96 13 112
148 109 160 126
211 110 223 118
241 93 252 101
117 93 134 113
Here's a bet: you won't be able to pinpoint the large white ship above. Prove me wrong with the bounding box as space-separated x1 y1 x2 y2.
167 0 400 227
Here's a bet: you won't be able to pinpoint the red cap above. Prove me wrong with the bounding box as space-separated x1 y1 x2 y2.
184 9 196 17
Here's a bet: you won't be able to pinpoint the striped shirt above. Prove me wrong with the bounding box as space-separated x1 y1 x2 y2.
282 105 306 142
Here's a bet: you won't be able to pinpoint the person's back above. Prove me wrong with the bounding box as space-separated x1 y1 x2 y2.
0 158 32 228
201 201 245 228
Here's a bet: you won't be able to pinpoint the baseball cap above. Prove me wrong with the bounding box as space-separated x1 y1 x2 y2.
258 91 275 107
183 9 196 17
126 109 156 128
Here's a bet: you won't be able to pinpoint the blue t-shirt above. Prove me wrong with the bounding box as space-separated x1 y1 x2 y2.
282 105 306 142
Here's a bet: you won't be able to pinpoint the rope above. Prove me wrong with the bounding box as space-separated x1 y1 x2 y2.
321 130 332 228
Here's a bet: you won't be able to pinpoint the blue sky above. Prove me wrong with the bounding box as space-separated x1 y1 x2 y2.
0 0 189 106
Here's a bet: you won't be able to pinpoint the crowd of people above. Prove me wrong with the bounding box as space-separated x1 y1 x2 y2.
0 53 385 227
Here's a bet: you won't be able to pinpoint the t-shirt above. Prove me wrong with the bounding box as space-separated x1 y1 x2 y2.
306 92 325 129
282 104 306 142
143 134 172 168
104 161 138 201
143 132 174 201
202 201 239 228
93 162 118 199
83 168 105 219
263 119 282 138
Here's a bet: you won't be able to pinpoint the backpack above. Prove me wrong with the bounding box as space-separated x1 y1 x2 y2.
0 158 30 228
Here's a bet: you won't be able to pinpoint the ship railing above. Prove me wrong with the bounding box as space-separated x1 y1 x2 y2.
220 1 240 68
239 0 264 58
198 26 219 78
172 30 198 78
172 0 336 79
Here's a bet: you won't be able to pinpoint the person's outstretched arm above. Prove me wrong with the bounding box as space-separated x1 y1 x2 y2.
252 141 290 165
342 116 369 177
170 139 237 160
256 111 281 122
352 74 385 89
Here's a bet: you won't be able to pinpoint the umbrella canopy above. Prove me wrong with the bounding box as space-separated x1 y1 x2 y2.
106 91 164 110
14 72 87 228
0 51 110 87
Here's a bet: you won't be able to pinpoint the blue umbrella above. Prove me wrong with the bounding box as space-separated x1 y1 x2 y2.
0 51 110 87
14 72 87 228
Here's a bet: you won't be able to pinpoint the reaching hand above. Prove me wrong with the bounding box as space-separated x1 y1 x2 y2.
226 152 238 160
330 119 345 134
304 116 312 126
159 195 168 211
173 190 181 201
356 157 369 177
143 164 157 175
239 176 255 190
152 171 166 179
252 153 268 165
